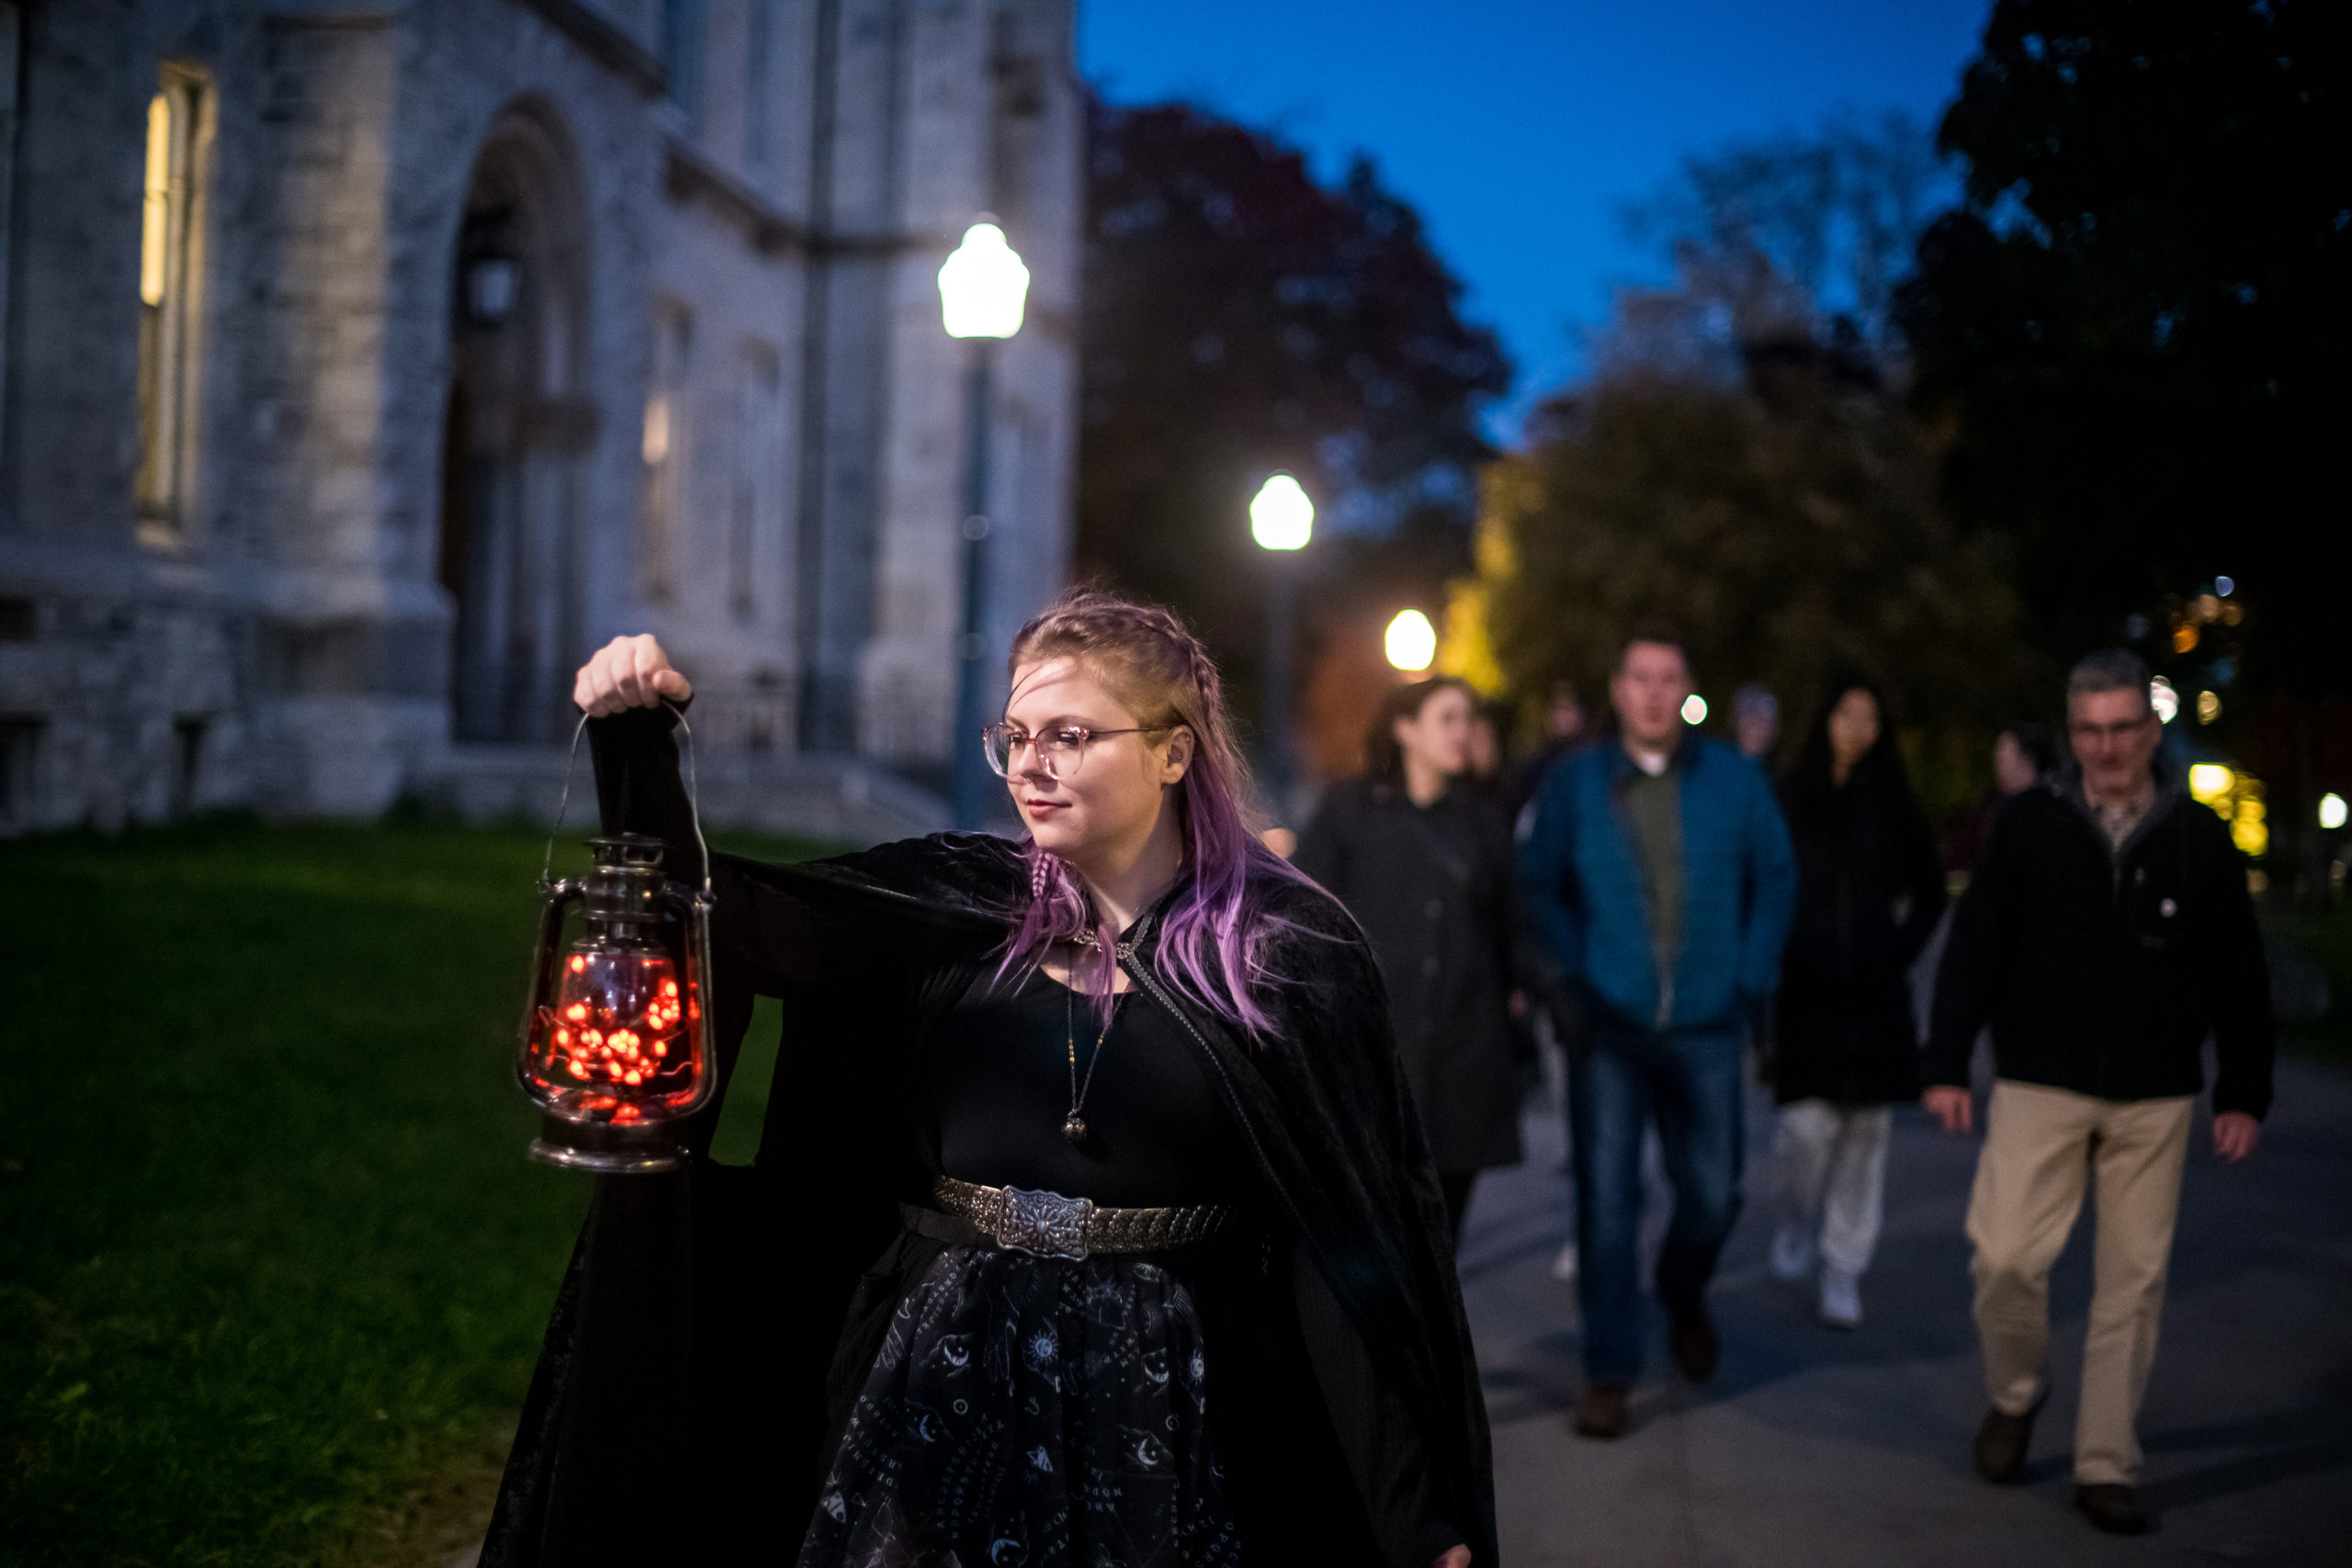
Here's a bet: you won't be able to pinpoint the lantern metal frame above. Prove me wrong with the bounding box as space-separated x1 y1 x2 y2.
514 704 720 1174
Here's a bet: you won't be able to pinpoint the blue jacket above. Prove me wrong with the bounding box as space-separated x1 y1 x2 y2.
1520 736 1797 1034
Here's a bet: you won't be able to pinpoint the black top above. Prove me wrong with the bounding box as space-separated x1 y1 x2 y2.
1927 771 2275 1116
1295 778 1553 1170
929 967 1258 1208
1772 768 1948 1106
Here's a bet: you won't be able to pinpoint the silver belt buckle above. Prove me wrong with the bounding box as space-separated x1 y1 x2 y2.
995 1186 1094 1259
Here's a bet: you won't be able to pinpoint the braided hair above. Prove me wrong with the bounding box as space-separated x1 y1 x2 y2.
996 587 1314 1038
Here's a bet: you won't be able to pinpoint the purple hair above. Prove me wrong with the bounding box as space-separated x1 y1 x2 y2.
992 589 1317 1040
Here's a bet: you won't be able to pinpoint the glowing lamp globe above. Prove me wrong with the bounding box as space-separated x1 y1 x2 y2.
1681 694 1709 726
1250 474 1313 551
516 834 718 1172
938 221 1030 340
1385 609 1437 671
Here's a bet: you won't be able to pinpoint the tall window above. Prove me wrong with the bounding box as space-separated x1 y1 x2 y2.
137 67 204 535
743 0 774 170
662 0 705 132
731 344 782 622
640 303 693 602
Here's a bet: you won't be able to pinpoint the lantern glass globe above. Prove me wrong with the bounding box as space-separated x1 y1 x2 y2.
1250 474 1314 551
938 221 1030 340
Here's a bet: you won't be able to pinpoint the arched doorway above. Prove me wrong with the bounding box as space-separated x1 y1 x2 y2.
439 103 592 744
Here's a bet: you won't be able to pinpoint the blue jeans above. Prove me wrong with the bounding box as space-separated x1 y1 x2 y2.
1569 1016 1747 1383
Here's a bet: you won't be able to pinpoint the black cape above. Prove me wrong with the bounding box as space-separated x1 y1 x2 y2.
480 707 1499 1565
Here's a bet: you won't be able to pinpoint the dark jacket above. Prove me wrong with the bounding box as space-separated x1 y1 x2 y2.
1926 768 2274 1117
1295 778 1548 1171
1521 736 1797 1034
1773 763 1947 1105
481 707 1497 1568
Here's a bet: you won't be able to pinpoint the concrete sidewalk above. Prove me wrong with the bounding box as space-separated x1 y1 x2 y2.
1457 1057 2352 1567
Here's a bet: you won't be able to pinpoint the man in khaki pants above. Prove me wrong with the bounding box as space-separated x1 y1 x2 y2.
1925 649 2273 1537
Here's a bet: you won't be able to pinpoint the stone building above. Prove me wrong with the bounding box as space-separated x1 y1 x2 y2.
0 0 1080 837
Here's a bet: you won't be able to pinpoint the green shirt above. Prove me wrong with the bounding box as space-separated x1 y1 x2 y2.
1622 754 1683 1023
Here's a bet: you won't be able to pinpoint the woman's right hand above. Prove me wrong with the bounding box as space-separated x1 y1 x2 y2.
573 634 694 716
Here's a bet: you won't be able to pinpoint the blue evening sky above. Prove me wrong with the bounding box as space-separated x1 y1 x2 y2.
1079 0 1994 437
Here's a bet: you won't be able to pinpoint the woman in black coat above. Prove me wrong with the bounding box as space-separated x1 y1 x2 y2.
483 594 1488 1568
1768 672 1946 1329
1295 677 1548 1243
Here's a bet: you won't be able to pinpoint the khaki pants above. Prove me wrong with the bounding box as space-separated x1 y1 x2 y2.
1966 1079 2194 1486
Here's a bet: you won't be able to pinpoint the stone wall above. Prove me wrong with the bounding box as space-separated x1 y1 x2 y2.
0 0 1080 836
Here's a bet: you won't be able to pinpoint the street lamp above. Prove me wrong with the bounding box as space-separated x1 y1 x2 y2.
1250 473 1313 816
939 219 1030 829
1385 609 1437 672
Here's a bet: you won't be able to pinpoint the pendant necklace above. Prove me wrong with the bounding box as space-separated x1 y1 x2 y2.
1062 948 1123 1144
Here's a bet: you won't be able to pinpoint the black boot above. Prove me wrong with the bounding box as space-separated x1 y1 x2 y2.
1972 1393 2045 1483
2075 1483 2150 1535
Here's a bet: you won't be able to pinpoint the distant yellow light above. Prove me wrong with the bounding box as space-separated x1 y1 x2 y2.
1384 609 1437 671
2188 763 2233 805
641 395 670 464
2195 593 2221 623
2172 622 2199 654
2196 690 2222 725
2321 793 2348 831
2233 795 2267 858
1680 694 1708 726
141 94 172 307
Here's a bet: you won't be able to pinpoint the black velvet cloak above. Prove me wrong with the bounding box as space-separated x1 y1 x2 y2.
479 707 1498 1566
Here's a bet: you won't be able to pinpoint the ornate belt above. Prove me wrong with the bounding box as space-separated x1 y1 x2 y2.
931 1176 1234 1260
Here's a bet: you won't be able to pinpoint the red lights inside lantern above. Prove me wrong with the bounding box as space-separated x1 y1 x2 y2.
525 949 701 1119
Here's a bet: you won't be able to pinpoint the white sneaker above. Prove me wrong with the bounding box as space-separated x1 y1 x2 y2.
1769 1225 1815 1283
1819 1268 1862 1329
1550 1237 1580 1282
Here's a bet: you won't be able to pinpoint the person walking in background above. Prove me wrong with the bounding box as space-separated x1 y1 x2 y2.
1948 721 2062 872
1735 683 1781 763
1507 679 1587 821
1926 649 2273 1538
1768 673 1946 1329
1520 620 1797 1438
1298 676 1550 1243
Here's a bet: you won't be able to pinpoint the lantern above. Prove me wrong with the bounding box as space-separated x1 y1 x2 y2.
517 832 717 1171
515 712 719 1172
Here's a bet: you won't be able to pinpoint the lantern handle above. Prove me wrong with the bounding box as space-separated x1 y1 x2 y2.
543 701 714 901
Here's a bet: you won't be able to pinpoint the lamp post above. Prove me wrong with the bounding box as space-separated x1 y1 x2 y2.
938 219 1030 829
1250 473 1313 817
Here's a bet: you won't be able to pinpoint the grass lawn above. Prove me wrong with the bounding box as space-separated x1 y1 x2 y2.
0 817 828 1567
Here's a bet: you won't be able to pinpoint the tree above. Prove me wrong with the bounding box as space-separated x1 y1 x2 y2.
1076 101 1510 721
1474 367 2024 821
1614 110 1950 371
1895 0 2352 694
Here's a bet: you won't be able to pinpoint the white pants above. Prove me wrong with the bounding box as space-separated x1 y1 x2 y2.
1773 1100 1893 1277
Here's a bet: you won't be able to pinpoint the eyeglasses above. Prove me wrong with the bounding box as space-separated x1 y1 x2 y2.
982 722 1168 778
2070 717 2155 742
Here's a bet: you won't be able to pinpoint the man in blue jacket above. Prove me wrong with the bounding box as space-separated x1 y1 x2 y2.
1521 621 1797 1438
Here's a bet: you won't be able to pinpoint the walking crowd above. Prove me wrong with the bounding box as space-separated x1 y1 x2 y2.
1303 623 2275 1540
492 597 2274 1564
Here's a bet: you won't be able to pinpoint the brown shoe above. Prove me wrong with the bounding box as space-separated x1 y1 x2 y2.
1973 1395 2045 1483
2075 1483 2149 1535
1572 1383 1631 1438
1668 1310 1719 1383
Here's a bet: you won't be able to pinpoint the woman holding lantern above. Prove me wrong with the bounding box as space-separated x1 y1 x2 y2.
481 590 1489 1568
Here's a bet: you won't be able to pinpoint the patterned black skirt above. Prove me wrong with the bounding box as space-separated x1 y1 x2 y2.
796 1242 1246 1568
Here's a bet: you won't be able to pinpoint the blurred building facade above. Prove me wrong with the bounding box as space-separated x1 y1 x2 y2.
0 0 1080 833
